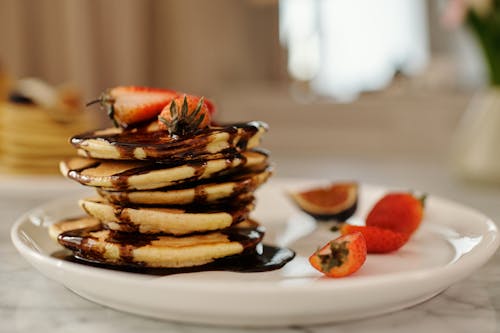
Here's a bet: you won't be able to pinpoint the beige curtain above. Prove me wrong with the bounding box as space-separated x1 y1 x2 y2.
0 0 282 100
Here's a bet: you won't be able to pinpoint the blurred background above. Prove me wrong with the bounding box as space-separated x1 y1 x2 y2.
0 0 498 180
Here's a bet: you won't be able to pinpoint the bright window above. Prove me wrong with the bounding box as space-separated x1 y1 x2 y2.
280 0 430 101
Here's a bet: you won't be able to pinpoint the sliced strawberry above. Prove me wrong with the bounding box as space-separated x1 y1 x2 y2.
340 224 409 253
309 232 366 278
158 94 211 136
88 86 178 128
366 192 426 236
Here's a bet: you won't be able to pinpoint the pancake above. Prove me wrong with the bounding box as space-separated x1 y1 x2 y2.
0 99 91 176
60 150 268 191
2 129 74 146
1 102 90 133
0 154 62 174
48 216 100 241
57 218 264 268
79 197 254 235
71 121 268 161
2 142 74 157
1 106 79 133
97 167 272 205
0 164 58 175
1 154 61 168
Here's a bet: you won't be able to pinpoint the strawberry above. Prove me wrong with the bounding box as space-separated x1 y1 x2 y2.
204 98 216 116
309 232 366 278
366 192 426 236
87 86 177 128
340 224 409 253
158 94 211 136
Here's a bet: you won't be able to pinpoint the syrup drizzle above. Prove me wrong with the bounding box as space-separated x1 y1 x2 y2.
71 122 265 161
66 150 267 191
52 244 295 276
56 121 290 276
55 221 295 275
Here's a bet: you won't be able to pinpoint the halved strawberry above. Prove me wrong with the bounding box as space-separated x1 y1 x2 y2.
87 86 178 128
340 224 409 253
158 95 211 136
366 192 426 236
309 232 366 278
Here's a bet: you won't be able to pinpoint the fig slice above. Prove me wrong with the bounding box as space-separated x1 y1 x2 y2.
289 182 358 221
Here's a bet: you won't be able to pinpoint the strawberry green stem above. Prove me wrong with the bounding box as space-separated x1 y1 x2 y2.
85 99 101 107
419 194 427 208
85 92 119 127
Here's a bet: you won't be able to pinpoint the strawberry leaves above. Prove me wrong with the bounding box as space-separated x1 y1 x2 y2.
158 95 210 136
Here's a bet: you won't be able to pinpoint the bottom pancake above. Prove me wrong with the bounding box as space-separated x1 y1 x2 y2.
57 218 264 268
49 216 101 241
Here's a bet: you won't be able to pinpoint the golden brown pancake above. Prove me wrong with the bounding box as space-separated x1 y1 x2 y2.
79 197 254 235
60 150 268 191
0 98 91 175
48 216 101 241
96 167 272 205
71 121 267 161
57 218 264 268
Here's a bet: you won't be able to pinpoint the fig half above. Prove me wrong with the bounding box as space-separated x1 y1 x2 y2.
289 182 358 221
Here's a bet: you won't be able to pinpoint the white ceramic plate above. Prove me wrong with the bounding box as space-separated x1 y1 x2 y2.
11 179 499 327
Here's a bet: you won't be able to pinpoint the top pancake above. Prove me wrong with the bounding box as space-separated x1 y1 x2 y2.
71 121 268 161
60 150 268 191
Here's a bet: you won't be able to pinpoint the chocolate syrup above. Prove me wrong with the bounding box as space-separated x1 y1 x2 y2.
66 151 268 191
55 220 295 274
97 164 269 197
51 244 295 276
71 121 265 162
87 195 255 228
57 119 288 275
58 221 265 252
8 92 35 105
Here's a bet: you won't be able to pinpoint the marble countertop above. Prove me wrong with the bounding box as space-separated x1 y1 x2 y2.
2 154 500 333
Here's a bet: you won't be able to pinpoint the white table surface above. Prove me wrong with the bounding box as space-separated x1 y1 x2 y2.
1 153 500 333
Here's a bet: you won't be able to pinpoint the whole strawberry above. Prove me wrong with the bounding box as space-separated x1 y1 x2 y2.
309 232 366 278
88 86 177 128
340 224 409 253
366 192 426 236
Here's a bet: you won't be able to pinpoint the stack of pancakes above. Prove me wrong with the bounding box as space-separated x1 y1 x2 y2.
0 79 91 174
0 103 90 174
53 120 273 268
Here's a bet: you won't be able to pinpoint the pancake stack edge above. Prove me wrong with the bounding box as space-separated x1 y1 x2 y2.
51 121 274 269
